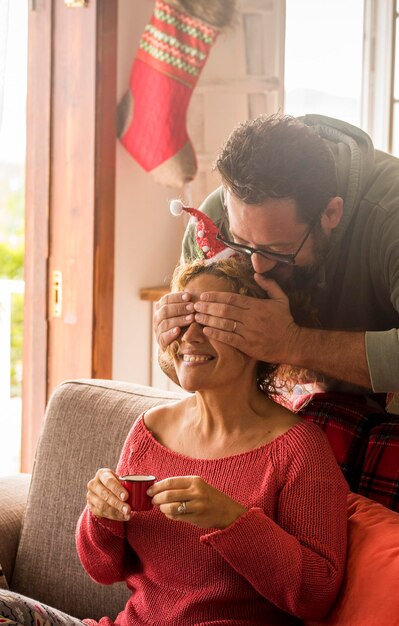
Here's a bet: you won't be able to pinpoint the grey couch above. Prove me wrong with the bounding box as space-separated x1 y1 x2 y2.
1 379 398 626
0 379 183 621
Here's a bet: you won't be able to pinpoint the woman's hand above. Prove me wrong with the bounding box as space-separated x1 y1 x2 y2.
147 476 247 529
86 468 131 521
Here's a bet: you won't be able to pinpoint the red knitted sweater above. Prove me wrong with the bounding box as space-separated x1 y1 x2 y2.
76 415 348 626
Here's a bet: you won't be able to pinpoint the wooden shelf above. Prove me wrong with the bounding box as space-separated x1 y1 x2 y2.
139 286 169 302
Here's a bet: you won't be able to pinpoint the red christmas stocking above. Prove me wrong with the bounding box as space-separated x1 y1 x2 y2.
117 0 221 188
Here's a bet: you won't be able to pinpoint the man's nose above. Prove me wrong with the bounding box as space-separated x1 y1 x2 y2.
251 253 277 274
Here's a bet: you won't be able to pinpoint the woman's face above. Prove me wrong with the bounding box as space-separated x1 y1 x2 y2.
173 273 257 393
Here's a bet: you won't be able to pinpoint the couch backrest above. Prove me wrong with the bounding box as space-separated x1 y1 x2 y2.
11 379 184 621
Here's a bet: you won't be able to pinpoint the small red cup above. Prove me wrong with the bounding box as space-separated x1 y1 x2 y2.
119 475 156 511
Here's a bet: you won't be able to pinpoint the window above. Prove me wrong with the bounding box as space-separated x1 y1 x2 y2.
0 0 28 475
284 0 364 127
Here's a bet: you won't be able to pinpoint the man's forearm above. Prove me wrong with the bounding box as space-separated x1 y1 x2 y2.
289 327 372 390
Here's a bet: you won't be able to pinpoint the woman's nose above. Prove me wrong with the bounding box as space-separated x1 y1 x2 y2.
181 321 204 342
251 253 277 274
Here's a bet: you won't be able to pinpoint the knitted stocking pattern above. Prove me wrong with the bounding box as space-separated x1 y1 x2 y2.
118 0 219 188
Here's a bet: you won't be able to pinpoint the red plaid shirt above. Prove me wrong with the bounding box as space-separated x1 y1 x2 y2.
290 392 399 513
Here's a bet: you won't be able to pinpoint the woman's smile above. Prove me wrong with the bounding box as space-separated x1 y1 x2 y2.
180 352 215 364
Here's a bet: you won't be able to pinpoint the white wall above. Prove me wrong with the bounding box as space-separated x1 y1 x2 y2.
114 0 285 386
114 0 184 385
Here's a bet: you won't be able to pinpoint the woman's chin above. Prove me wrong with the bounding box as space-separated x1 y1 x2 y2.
177 377 200 393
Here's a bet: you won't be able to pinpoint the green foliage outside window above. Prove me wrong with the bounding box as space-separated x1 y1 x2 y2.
0 242 24 279
0 173 25 398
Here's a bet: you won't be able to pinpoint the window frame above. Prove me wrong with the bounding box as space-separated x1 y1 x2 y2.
361 0 396 152
388 0 398 153
22 0 117 471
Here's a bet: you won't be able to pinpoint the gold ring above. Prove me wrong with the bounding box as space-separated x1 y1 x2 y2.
232 321 237 333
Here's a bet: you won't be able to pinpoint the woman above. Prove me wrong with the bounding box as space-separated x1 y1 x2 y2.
0 256 348 626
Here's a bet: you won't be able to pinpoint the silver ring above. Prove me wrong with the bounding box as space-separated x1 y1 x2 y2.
177 501 187 515
232 320 237 333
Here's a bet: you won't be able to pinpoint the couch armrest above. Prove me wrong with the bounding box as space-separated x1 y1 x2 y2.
0 474 31 586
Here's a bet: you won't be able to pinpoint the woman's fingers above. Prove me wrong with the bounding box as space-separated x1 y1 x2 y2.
86 468 130 521
88 491 130 521
148 476 247 529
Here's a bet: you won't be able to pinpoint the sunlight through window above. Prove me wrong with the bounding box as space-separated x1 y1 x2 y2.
284 0 364 127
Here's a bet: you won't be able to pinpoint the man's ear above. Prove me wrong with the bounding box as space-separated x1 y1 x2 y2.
320 197 344 233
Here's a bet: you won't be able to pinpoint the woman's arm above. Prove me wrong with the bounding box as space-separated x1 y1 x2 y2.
75 422 143 585
75 507 130 585
200 425 348 621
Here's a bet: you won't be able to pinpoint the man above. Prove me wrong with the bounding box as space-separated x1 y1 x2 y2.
154 113 399 508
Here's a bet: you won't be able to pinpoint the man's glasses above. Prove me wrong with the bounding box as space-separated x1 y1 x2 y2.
216 212 318 265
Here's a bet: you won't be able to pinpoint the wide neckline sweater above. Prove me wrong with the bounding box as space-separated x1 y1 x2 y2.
76 414 348 626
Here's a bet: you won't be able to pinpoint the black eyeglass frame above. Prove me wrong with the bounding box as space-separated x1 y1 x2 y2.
216 212 318 265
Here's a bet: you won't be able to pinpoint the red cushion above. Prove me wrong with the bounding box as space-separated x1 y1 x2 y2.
305 492 399 626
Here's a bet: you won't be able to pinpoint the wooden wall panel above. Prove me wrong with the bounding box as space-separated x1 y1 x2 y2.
93 1 117 379
47 2 97 391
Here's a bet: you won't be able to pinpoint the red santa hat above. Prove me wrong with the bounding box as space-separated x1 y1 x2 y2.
170 199 235 263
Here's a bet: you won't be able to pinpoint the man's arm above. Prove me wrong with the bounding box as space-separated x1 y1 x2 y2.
365 329 399 392
290 327 399 392
193 277 379 391
287 326 371 389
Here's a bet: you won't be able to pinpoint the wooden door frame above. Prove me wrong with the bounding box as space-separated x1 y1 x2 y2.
22 0 117 472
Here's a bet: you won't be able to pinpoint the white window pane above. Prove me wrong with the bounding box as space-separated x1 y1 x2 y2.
395 18 399 100
284 0 364 127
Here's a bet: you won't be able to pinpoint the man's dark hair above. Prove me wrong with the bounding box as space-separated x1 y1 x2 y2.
215 114 338 223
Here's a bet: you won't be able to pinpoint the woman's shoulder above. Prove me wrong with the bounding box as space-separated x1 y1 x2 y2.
143 397 195 449
278 419 343 472
281 418 331 447
144 396 193 429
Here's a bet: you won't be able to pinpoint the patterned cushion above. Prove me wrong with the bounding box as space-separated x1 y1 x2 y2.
294 393 386 492
358 420 399 512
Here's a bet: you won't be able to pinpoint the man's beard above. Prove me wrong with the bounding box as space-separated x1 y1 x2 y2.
263 226 330 328
265 226 330 293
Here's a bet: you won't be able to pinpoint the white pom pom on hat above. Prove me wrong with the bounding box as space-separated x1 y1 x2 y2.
169 199 184 216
